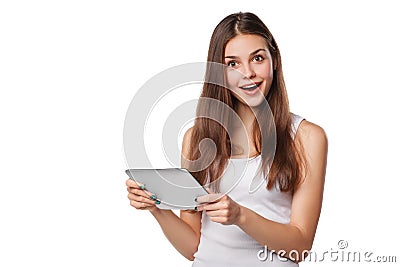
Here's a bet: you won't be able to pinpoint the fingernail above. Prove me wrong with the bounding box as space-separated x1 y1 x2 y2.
150 195 157 200
155 200 161 205
194 206 198 211
194 197 197 202
139 185 145 190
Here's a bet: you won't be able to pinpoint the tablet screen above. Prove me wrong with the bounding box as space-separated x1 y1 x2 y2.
126 168 208 210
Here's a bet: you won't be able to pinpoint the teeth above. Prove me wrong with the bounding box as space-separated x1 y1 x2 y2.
241 83 259 90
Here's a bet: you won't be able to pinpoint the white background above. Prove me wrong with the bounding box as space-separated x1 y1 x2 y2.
1 0 399 266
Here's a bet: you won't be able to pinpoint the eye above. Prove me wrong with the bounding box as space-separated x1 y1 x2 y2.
253 55 264 62
227 60 237 67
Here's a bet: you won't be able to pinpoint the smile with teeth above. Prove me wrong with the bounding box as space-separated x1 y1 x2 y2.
239 82 262 91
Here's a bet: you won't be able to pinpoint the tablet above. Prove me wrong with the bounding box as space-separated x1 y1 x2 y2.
125 168 209 210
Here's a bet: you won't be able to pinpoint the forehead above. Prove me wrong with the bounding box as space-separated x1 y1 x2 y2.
224 34 267 56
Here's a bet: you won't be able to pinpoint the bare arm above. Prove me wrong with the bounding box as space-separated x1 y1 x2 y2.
197 121 328 262
149 209 201 261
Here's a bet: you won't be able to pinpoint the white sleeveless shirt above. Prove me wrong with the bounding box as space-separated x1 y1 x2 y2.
192 113 305 267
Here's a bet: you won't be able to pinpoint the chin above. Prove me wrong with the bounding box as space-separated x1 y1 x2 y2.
246 98 267 108
232 90 269 108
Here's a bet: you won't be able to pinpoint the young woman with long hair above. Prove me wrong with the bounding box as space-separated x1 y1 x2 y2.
126 12 328 266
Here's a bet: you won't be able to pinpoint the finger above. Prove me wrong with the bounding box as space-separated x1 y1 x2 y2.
128 187 156 199
197 200 227 211
196 193 225 204
126 179 145 189
205 187 213 194
129 199 156 210
204 209 227 217
126 181 153 196
128 193 158 205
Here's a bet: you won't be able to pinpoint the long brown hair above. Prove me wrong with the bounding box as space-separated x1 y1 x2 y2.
186 12 306 193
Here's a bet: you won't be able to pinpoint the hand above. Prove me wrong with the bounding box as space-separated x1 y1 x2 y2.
126 179 160 213
196 193 243 225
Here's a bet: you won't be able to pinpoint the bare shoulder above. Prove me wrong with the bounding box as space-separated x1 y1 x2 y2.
182 126 194 160
183 126 194 143
296 120 328 176
182 127 193 156
296 119 328 148
295 119 328 185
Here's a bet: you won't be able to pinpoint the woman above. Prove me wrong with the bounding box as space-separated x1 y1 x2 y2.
126 12 328 266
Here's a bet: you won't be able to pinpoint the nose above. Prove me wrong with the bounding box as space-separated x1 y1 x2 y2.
242 63 256 79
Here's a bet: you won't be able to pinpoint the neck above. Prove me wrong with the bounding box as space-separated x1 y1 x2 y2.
229 102 261 157
235 102 257 131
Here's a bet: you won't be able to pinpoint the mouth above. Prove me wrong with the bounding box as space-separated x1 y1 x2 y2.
239 82 262 92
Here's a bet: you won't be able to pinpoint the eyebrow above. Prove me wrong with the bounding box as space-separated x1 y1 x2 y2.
224 48 267 59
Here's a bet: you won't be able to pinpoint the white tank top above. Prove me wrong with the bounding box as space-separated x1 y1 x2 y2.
192 113 305 267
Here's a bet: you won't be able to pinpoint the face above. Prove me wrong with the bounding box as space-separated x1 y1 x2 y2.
224 34 273 107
